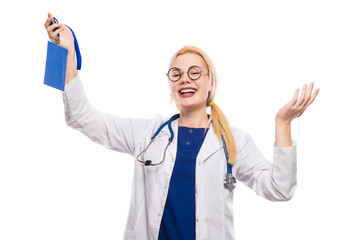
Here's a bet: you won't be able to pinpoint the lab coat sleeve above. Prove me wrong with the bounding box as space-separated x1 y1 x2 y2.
233 129 297 201
61 73 152 155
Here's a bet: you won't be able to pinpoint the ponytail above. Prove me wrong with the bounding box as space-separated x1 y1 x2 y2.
206 102 237 165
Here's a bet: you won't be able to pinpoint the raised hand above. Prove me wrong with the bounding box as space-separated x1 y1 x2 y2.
44 12 75 52
275 82 320 125
44 12 78 85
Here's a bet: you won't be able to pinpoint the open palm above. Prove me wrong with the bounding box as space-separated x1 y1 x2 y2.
276 82 320 124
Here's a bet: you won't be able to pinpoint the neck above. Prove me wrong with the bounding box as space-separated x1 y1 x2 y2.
178 106 209 128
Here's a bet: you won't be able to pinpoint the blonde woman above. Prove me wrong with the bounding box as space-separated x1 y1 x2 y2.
44 13 319 240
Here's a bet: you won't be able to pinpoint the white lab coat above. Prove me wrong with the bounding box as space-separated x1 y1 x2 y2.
62 73 297 240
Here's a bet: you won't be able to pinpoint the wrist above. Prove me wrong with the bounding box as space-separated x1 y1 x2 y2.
67 47 76 57
275 120 292 147
65 49 78 85
275 117 291 126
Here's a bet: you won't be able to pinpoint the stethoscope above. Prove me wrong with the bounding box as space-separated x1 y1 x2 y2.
136 114 237 191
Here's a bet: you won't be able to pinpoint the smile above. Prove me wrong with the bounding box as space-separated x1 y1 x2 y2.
179 88 197 95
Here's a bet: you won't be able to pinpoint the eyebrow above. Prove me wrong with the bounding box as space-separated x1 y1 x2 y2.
169 65 205 70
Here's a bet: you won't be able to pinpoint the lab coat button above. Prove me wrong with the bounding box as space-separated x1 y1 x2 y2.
158 213 161 217
164 185 167 189
198 161 201 165
196 218 199 222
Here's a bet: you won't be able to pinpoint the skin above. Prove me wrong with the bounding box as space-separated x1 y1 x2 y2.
169 53 214 128
275 82 320 146
44 12 320 147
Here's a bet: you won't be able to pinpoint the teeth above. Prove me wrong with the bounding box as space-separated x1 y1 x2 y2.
180 89 196 94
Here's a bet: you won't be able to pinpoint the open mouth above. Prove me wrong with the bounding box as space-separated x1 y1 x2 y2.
179 88 197 96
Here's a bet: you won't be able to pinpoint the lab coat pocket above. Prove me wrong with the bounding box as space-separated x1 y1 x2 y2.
200 150 227 195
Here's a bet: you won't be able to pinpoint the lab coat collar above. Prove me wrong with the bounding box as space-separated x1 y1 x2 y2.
167 117 224 163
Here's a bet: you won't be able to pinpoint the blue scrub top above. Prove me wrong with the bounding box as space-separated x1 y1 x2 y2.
158 126 208 240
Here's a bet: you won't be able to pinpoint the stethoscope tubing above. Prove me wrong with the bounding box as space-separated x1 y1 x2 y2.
136 114 236 190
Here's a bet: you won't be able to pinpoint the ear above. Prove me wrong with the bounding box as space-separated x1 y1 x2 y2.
209 78 215 92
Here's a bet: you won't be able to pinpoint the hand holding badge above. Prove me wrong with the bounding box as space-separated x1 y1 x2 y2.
43 12 82 91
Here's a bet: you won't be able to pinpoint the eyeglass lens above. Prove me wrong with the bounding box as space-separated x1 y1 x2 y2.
168 66 202 81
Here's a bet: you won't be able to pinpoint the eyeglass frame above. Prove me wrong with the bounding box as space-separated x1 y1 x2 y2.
166 65 209 82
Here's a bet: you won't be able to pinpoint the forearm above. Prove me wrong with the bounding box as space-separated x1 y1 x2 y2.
234 129 297 201
65 48 78 85
275 120 292 147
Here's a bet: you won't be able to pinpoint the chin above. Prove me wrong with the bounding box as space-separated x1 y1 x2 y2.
174 94 206 111
178 101 205 111
177 98 195 107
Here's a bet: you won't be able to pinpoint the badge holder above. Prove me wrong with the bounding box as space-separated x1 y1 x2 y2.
44 17 82 91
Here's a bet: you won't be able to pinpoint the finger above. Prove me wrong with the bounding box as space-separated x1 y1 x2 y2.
290 88 300 106
301 82 314 107
304 88 320 108
47 24 64 41
49 26 63 41
47 22 62 33
52 27 63 38
44 16 53 28
307 82 314 96
44 12 54 28
294 83 307 107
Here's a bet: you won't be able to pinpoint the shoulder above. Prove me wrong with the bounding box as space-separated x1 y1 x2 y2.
230 126 252 151
131 113 173 136
133 113 164 130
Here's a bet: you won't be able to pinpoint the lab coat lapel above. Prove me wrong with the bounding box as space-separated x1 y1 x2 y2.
197 123 224 163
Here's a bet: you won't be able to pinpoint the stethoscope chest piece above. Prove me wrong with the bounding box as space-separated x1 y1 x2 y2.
224 173 237 191
144 160 152 166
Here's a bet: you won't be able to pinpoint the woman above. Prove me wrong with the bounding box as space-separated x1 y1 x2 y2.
44 12 319 240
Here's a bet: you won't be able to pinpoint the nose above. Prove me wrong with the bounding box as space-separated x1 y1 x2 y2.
179 72 191 84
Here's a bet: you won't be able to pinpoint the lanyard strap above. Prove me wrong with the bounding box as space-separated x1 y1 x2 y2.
65 25 82 70
51 17 82 70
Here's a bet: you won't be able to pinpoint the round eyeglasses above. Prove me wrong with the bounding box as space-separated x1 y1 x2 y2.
166 65 209 82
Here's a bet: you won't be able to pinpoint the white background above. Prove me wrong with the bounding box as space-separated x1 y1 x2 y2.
1 0 359 239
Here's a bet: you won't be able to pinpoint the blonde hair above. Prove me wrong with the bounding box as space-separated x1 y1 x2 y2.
168 46 237 165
